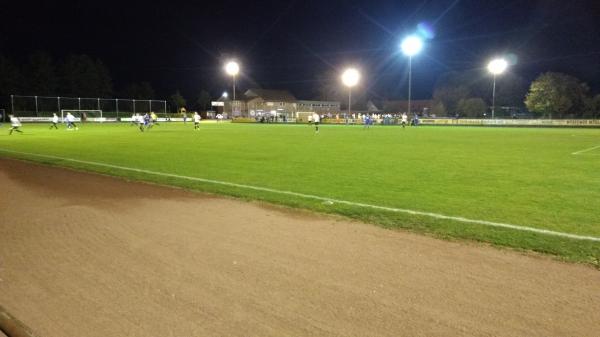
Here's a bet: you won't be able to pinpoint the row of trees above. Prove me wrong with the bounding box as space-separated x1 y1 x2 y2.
0 53 167 101
168 90 213 113
0 52 214 113
0 53 114 98
432 70 600 118
525 73 600 119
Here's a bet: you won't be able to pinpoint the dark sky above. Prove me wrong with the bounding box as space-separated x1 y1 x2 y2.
2 0 600 100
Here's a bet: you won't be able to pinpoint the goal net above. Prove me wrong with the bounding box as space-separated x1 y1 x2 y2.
61 109 103 122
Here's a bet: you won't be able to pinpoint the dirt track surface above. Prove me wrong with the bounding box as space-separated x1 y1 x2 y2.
0 158 599 337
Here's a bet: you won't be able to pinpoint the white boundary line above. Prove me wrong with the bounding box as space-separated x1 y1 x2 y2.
1 148 599 242
572 145 600 155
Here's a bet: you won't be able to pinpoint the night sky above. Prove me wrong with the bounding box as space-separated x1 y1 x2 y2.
2 0 600 101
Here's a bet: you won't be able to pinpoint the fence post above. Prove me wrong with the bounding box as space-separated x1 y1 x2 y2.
78 97 81 110
10 95 14 117
34 96 38 116
116 98 119 119
57 97 61 114
133 99 136 114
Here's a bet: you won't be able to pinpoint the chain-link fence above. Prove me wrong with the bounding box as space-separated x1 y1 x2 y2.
9 95 168 119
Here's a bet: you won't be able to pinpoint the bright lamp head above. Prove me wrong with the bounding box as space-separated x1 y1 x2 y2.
487 58 508 75
341 68 360 87
222 92 228 98
401 36 423 56
225 61 240 76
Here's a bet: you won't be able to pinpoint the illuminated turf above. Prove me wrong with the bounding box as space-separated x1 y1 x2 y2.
1 122 599 263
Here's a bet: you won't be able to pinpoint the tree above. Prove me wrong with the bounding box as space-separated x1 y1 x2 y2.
0 54 22 96
457 98 487 117
583 94 600 119
195 89 211 111
59 54 113 97
433 85 470 115
123 82 155 99
494 73 528 108
525 72 589 118
430 102 446 117
433 70 528 115
170 91 186 113
25 52 58 95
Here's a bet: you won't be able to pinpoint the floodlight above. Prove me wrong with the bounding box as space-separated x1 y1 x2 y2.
225 61 240 76
487 58 508 75
222 92 228 98
341 68 360 87
401 36 423 56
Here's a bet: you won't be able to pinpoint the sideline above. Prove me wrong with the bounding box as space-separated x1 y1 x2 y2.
1 148 599 243
572 145 600 155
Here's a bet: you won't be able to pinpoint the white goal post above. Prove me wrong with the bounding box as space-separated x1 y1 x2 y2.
60 109 103 122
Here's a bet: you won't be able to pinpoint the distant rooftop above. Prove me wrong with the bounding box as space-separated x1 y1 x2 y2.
245 89 297 102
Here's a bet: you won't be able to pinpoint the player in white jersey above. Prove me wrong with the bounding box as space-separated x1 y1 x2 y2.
193 112 201 130
50 113 59 129
401 113 408 128
8 115 23 135
136 113 145 132
66 112 78 130
312 112 320 133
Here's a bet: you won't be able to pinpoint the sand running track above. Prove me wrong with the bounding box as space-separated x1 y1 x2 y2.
0 158 599 336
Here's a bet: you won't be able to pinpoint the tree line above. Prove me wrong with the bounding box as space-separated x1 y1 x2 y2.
0 52 163 101
0 52 114 98
0 52 215 113
431 70 600 119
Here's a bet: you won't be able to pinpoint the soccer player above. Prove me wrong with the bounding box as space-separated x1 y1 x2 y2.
130 113 137 126
364 114 371 129
137 113 145 132
150 111 159 126
143 112 151 130
192 112 201 130
50 113 59 129
8 115 23 135
66 112 78 130
180 107 187 124
401 112 408 129
312 112 320 133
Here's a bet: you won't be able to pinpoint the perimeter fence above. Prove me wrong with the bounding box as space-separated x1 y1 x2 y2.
8 95 168 119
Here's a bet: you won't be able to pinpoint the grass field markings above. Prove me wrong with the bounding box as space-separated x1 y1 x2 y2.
571 145 600 155
2 148 600 243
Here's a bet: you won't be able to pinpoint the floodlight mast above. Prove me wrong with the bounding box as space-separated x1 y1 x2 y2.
487 58 508 119
341 68 360 124
401 36 423 117
225 61 240 101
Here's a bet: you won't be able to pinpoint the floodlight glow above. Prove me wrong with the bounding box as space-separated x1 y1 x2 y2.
225 61 240 76
401 36 423 56
487 58 508 75
222 92 228 98
341 68 360 87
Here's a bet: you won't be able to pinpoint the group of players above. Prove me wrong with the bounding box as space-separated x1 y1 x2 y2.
130 112 159 132
308 111 411 133
130 111 202 132
7 112 79 135
7 110 408 135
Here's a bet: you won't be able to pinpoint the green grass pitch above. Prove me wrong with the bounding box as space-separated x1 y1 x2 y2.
1 121 599 264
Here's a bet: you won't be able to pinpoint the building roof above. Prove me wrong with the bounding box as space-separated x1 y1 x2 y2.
245 89 297 102
297 100 340 105
383 99 433 112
